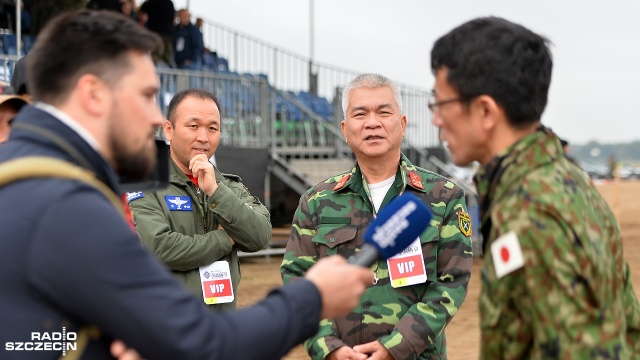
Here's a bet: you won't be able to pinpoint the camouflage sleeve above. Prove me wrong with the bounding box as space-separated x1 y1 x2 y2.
280 191 317 284
482 201 637 358
380 187 473 359
280 191 347 359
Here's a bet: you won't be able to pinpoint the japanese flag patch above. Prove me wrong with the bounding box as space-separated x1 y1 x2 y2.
491 231 525 278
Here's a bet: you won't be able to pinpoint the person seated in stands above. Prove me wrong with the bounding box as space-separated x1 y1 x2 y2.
173 9 203 70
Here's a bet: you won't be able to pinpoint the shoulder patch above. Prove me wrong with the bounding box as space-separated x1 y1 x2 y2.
333 173 351 191
126 191 144 202
491 231 525 278
458 211 472 237
408 171 424 190
222 173 242 182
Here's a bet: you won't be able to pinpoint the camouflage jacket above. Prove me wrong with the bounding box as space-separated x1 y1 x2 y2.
475 127 640 359
129 157 271 310
281 154 473 360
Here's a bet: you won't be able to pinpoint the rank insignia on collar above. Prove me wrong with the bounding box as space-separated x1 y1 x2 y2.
333 173 351 191
409 171 424 190
458 211 472 237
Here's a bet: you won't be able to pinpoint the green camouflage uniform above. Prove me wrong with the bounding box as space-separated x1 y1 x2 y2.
129 157 271 310
475 127 640 359
281 154 473 360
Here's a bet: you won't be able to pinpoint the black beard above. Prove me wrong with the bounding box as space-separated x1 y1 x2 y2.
112 137 156 182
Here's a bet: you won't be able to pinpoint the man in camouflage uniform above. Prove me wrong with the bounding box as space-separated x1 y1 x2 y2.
430 17 640 358
281 73 473 360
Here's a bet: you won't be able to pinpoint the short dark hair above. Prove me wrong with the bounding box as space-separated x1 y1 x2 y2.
167 89 221 125
431 17 553 128
27 10 161 104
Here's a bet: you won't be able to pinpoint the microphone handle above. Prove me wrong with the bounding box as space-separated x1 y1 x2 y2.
348 243 380 267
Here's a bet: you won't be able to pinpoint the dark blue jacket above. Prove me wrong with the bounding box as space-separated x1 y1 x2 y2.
0 105 322 359
173 23 203 66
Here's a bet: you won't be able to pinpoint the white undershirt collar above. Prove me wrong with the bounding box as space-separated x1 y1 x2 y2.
34 102 100 151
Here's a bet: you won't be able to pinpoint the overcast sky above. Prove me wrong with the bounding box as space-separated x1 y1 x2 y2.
166 0 639 145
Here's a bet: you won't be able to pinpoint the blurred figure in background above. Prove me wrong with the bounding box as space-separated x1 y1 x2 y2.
140 0 176 67
173 9 202 70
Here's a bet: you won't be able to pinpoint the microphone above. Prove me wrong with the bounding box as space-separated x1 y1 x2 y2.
349 193 432 267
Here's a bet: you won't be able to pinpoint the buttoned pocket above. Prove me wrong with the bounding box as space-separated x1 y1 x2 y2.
312 224 357 249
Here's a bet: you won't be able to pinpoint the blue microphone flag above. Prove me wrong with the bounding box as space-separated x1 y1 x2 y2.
350 193 432 267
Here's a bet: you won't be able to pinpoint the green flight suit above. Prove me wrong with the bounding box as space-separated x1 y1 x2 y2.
130 157 271 310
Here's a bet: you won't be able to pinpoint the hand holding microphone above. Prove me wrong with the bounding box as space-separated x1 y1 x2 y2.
305 193 432 319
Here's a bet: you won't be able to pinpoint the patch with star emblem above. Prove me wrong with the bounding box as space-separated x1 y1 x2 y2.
458 211 472 237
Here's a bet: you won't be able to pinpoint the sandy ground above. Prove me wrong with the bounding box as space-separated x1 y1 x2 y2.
237 180 640 359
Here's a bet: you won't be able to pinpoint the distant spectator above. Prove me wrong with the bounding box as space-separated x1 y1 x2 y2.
608 154 618 180
0 94 28 144
26 0 86 36
2 1 31 34
137 8 148 26
173 9 202 70
120 0 137 20
140 0 176 67
195 17 209 59
1 54 31 145
559 137 578 165
10 56 30 100
87 0 122 12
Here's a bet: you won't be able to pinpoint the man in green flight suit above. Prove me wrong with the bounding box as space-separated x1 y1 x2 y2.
281 73 473 360
130 88 271 310
430 17 640 358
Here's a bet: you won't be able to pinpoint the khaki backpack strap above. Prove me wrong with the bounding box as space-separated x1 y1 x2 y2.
59 326 101 360
0 156 124 217
0 156 125 359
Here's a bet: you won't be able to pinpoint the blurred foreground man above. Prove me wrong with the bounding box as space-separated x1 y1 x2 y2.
0 9 372 359
430 17 640 358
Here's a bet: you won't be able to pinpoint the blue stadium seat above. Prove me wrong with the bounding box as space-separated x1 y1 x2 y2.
1 34 20 55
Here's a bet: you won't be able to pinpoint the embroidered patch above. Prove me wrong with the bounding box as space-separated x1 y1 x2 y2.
458 211 472 237
491 231 525 278
333 173 351 191
164 195 193 211
126 191 144 202
408 172 424 190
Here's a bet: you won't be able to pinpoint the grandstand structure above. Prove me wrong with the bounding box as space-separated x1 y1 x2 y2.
0 16 482 254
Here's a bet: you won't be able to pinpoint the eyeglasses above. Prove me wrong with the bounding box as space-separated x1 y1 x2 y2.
427 97 465 113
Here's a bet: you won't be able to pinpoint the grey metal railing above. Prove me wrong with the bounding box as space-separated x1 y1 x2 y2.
198 17 439 149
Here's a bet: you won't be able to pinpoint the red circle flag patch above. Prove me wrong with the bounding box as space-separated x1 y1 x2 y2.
491 231 524 278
